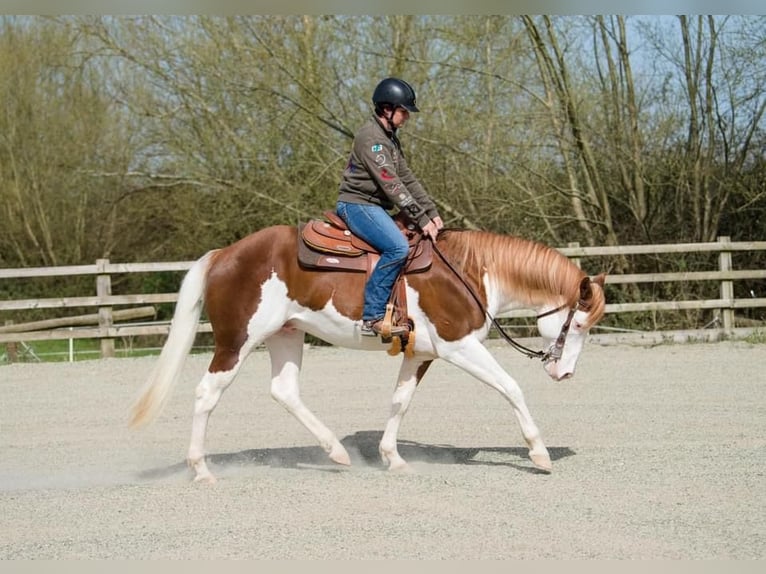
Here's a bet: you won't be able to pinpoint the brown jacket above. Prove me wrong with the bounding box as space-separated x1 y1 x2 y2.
337 115 440 228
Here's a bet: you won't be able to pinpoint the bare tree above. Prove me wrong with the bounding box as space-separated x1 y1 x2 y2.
0 17 137 266
521 15 619 247
3 15 762 274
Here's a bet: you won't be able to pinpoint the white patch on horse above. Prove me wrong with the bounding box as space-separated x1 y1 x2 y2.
243 272 294 348
247 272 388 350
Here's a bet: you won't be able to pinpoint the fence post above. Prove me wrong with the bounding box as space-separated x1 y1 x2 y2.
4 320 17 362
567 242 582 269
96 258 115 358
718 236 734 332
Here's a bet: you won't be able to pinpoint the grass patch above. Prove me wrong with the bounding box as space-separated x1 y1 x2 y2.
2 338 174 363
743 329 766 344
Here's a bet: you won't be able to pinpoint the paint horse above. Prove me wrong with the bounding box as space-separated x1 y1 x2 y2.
129 218 606 483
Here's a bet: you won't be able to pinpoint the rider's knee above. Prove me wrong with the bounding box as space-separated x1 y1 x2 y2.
390 238 410 261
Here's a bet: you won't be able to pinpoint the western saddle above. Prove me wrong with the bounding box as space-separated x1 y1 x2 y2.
297 210 433 352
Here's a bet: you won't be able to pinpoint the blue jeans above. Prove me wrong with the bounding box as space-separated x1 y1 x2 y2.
336 201 409 321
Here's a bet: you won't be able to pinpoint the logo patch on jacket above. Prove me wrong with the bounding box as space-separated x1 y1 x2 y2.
371 144 383 152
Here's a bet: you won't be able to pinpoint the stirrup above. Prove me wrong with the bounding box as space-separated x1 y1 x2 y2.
361 319 408 338
378 303 406 338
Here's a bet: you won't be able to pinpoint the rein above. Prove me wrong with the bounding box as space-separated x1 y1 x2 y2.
429 238 575 362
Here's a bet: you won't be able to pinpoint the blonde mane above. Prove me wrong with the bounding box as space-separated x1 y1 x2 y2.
440 230 605 328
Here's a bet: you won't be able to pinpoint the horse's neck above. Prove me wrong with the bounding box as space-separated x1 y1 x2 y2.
489 282 566 317
451 233 575 315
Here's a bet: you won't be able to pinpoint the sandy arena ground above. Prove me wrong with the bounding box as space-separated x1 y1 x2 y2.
1 340 764 559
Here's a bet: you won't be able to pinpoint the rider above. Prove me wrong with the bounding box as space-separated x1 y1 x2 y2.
336 77 444 337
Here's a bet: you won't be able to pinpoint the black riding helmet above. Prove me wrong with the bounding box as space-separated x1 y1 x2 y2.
372 77 420 113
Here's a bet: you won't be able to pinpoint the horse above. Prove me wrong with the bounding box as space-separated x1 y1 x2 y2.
129 222 606 483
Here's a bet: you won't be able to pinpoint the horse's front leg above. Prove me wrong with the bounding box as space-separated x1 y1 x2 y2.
379 357 433 471
265 329 350 466
442 338 552 472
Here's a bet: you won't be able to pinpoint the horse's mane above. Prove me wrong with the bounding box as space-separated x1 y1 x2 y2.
438 229 605 328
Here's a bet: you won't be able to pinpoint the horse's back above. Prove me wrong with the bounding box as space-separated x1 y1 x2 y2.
204 224 367 325
207 225 295 286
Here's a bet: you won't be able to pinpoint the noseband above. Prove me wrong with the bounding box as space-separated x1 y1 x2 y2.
431 240 584 363
535 303 579 363
483 301 582 363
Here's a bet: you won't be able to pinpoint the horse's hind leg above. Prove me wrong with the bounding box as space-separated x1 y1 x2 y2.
187 349 247 483
265 328 351 466
379 357 433 471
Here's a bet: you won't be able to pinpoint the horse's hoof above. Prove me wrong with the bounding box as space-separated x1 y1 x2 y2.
193 473 218 484
387 460 414 473
329 445 351 466
529 452 552 473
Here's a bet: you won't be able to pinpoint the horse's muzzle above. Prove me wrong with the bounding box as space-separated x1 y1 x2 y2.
544 361 574 381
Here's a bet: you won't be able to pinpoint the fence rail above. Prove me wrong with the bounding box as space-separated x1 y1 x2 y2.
1 236 764 359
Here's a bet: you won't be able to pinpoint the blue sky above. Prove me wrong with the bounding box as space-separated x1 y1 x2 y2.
1 0 764 15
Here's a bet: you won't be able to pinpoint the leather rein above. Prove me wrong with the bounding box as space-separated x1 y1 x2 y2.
429 238 579 363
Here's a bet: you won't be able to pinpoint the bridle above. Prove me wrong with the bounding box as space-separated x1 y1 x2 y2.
535 303 581 362
430 239 584 363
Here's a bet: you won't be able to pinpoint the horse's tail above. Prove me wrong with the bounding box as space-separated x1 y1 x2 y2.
128 250 216 428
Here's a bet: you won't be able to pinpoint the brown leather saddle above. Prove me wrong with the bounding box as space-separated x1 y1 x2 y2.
297 210 432 274
297 210 433 353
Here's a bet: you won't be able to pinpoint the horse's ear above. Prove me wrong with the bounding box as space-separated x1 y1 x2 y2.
579 274 606 302
579 276 591 299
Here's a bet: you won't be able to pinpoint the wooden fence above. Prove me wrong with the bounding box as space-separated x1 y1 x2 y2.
1 236 765 360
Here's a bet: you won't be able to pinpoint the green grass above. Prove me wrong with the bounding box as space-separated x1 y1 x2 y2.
4 327 764 364
1 338 206 363
1 338 154 363
744 329 766 344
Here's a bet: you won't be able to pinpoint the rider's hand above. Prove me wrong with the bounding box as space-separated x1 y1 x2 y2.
422 220 440 241
433 216 444 231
